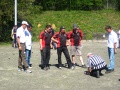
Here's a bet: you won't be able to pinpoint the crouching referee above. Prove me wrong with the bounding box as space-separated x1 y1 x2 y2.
85 53 108 78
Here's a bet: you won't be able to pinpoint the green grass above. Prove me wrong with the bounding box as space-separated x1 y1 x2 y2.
0 42 11 47
29 10 120 40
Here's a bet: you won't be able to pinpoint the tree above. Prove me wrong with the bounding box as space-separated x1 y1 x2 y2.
0 0 42 42
0 0 14 42
38 0 105 11
116 0 120 10
17 0 42 22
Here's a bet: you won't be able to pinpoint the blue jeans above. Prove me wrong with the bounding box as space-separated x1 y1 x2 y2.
108 47 115 69
26 49 31 66
52 42 57 50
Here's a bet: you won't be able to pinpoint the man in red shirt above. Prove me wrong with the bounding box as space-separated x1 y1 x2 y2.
68 24 86 69
39 25 52 70
51 26 73 69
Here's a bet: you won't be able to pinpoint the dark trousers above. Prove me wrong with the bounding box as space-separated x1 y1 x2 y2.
57 46 72 68
90 65 108 76
12 39 14 47
119 39 120 47
14 34 17 47
18 43 28 69
41 46 51 67
52 41 57 49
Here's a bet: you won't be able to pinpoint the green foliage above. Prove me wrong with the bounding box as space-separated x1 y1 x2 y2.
0 0 42 42
17 0 42 21
116 0 120 10
38 0 105 11
0 0 120 42
0 0 14 42
30 10 120 41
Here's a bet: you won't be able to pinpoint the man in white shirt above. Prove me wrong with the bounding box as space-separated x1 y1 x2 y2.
16 21 32 73
105 26 117 73
25 25 32 68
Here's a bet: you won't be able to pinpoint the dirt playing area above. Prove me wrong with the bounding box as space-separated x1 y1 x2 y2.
0 41 120 90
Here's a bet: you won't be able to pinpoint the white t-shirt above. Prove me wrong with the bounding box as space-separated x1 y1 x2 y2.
25 29 32 50
16 26 26 43
107 30 118 48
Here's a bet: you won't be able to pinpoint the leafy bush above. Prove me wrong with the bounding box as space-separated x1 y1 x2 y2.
38 0 105 11
0 0 42 42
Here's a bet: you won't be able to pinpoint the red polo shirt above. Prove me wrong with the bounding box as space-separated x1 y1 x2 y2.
39 30 52 48
68 29 83 46
52 32 69 48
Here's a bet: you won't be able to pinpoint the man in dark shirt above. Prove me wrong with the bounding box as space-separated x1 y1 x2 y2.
52 26 73 69
39 25 52 70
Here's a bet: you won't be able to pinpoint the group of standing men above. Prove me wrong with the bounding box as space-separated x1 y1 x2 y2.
39 25 118 79
39 24 86 70
15 21 118 79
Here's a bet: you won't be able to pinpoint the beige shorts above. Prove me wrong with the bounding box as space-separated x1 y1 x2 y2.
70 46 82 56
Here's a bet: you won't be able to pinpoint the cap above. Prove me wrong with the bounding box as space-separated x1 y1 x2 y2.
60 26 65 30
87 53 93 57
22 21 29 25
73 24 78 29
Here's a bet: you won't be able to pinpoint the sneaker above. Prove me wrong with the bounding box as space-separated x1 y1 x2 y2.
59 67 62 69
111 69 114 71
105 70 112 74
96 71 100 78
69 64 75 70
29 66 32 69
81 64 87 68
105 69 114 74
69 66 74 70
46 66 50 70
100 73 104 76
25 69 32 73
18 68 23 71
72 64 75 70
43 67 48 71
84 71 90 75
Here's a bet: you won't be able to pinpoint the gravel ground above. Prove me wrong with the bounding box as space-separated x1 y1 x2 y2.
0 41 120 90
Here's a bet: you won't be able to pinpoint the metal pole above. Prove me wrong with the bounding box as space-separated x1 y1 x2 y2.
15 0 17 25
107 0 108 9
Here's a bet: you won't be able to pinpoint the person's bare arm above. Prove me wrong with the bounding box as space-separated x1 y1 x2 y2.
88 67 91 74
50 40 53 49
39 39 43 50
51 37 58 43
66 39 70 46
17 37 22 50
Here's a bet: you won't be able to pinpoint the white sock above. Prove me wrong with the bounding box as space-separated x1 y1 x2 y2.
72 56 75 64
79 56 84 65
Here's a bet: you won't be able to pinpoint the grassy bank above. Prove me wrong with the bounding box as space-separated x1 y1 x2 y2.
0 42 11 47
30 10 120 40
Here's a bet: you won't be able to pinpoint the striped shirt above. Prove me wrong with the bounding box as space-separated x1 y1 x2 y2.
87 55 106 70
